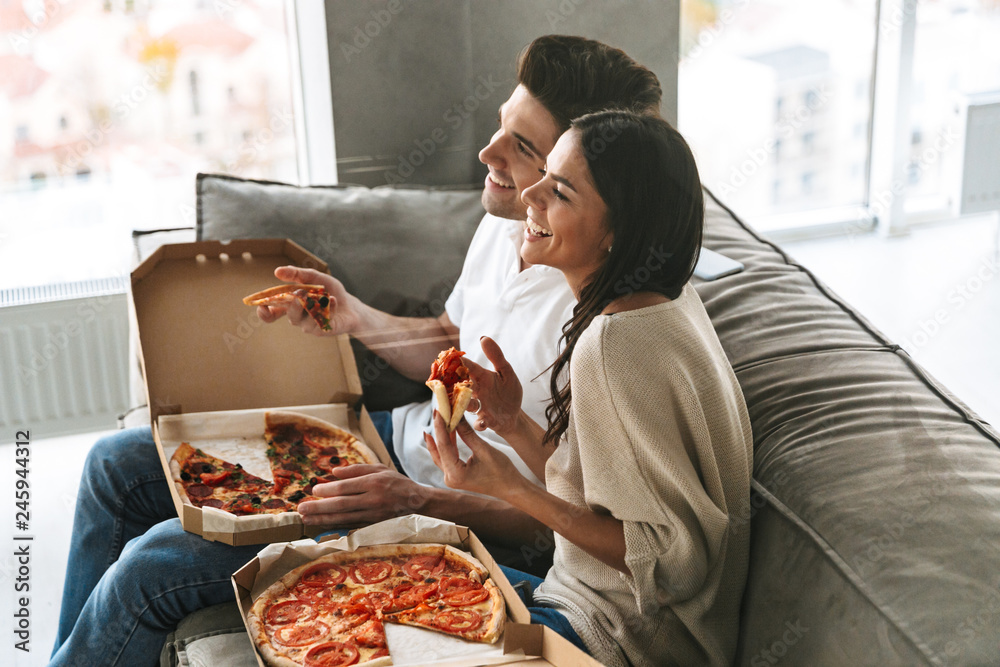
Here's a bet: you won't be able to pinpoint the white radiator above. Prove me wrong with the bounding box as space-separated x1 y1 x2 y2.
0 278 130 442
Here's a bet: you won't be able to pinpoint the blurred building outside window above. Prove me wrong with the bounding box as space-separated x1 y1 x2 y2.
0 0 299 291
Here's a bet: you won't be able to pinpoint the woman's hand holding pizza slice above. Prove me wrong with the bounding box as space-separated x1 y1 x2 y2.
424 411 526 500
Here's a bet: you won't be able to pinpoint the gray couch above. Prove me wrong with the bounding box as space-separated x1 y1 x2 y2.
155 173 1000 665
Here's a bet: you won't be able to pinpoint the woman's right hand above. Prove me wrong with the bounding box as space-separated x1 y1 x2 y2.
463 336 524 436
256 265 361 336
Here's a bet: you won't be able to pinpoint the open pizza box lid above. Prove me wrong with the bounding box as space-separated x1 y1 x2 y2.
130 239 393 545
233 515 605 667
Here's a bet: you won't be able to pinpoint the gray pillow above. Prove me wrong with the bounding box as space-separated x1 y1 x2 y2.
196 173 485 411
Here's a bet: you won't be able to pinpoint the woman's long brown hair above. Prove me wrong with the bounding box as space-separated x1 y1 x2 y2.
542 111 705 448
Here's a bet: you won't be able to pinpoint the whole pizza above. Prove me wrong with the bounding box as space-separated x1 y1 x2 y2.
170 411 380 516
247 543 506 667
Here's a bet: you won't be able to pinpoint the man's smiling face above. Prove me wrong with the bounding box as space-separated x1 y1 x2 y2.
478 85 562 221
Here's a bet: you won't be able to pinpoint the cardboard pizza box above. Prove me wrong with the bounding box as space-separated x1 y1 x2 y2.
232 516 605 667
131 239 394 545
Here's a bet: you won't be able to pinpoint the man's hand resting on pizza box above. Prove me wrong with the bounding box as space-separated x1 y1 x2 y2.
296 463 431 528
256 265 361 336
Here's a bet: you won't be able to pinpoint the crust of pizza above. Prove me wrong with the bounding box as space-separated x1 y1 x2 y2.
480 578 506 643
264 411 381 466
449 382 473 431
426 380 473 432
246 583 292 667
168 442 198 507
242 283 325 306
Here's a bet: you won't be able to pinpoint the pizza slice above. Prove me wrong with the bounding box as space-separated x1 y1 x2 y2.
170 443 292 515
243 283 333 331
426 347 474 432
264 411 381 501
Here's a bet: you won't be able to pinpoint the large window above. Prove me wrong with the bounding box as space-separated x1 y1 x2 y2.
0 0 298 290
678 0 877 230
906 0 1000 210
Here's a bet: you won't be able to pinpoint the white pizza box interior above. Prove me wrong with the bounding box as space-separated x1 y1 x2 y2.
233 515 605 667
131 239 393 545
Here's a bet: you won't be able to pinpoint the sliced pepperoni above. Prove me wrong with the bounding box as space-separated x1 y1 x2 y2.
199 498 224 509
434 609 482 632
301 563 347 587
350 560 391 585
273 619 330 646
319 446 342 456
289 443 310 457
403 554 445 581
266 599 315 626
262 498 289 510
316 455 346 472
303 641 360 667
185 484 213 498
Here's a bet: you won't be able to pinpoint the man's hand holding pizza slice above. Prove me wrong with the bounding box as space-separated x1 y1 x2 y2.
251 265 362 336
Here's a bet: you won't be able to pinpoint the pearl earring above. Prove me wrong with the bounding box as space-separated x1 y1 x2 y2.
607 246 613 253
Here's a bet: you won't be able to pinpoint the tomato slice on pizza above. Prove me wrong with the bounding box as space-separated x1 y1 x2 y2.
243 283 333 331
426 347 474 432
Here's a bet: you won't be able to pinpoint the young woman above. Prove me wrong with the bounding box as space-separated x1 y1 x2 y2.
425 110 753 667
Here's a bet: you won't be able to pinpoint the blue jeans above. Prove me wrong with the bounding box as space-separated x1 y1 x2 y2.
52 411 397 665
50 427 260 666
498 564 589 655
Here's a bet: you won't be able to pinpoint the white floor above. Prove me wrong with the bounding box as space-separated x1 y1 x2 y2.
0 214 997 667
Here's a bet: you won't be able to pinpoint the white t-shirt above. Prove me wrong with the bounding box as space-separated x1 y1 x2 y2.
392 213 577 488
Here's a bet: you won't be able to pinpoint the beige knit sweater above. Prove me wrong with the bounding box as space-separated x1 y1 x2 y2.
533 284 753 667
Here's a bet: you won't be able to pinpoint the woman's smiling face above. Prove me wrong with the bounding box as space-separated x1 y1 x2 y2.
519 130 612 294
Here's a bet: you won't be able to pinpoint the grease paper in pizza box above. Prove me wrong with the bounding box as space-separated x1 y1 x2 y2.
156 402 391 545
233 515 604 667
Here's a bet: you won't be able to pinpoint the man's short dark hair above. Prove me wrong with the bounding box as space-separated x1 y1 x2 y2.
516 35 662 132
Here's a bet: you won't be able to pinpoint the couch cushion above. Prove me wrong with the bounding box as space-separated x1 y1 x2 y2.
697 190 1000 666
196 174 486 411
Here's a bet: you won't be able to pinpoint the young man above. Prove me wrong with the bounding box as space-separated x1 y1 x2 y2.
51 35 661 666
